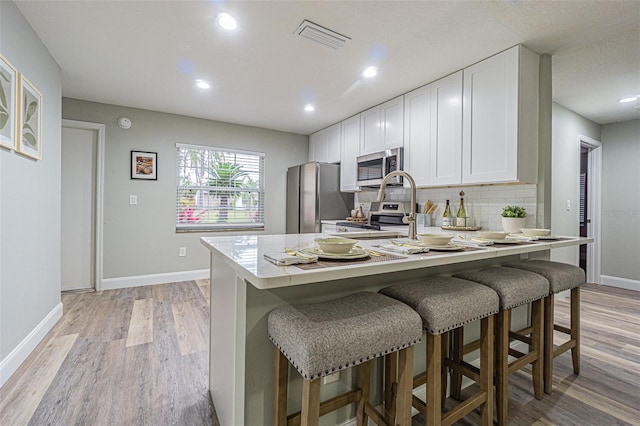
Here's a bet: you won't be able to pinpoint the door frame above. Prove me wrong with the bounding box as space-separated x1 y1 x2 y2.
578 134 601 284
61 119 105 291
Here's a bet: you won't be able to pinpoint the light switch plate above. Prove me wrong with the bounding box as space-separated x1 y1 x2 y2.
129 195 137 205
323 372 340 385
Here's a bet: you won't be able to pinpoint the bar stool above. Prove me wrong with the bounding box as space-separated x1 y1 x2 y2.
505 260 585 393
380 276 499 426
268 292 423 426
453 266 549 425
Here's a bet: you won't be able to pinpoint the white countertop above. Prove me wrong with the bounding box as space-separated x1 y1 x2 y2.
200 232 592 290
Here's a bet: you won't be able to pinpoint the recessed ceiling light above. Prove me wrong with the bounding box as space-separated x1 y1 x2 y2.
217 13 237 31
304 104 315 112
618 96 638 103
195 79 211 89
362 66 378 78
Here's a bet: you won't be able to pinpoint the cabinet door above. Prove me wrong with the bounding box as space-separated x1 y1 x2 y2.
325 123 341 163
403 85 431 187
340 114 360 191
430 71 463 186
381 95 404 149
309 131 326 162
462 47 518 183
360 106 382 155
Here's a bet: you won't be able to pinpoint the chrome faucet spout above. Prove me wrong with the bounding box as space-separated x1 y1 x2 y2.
376 171 418 240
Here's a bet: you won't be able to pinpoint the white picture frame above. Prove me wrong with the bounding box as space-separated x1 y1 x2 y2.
0 53 19 150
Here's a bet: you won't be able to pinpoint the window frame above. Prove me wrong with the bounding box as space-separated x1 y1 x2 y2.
175 143 265 233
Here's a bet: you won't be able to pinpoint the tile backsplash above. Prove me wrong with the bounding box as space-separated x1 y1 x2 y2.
355 184 538 232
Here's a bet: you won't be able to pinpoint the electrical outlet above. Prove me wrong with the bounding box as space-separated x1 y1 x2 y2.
129 195 137 205
323 372 340 385
179 247 187 257
520 252 529 260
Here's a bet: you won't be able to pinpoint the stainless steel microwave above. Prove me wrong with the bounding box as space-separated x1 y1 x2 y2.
356 148 403 187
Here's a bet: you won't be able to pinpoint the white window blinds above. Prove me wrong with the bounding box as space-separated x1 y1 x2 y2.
176 143 265 231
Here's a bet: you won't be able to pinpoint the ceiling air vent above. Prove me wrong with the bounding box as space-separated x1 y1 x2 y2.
294 20 350 50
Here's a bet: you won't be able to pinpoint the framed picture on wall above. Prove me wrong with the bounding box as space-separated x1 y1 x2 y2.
0 53 19 150
131 150 158 180
17 74 43 160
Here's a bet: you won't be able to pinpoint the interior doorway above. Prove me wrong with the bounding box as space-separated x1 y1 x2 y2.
61 120 104 291
578 135 602 284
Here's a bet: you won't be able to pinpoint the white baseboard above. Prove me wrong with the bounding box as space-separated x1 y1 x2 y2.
0 302 63 388
600 275 640 292
100 269 210 291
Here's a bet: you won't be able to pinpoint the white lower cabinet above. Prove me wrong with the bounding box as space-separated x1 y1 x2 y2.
462 45 539 184
340 114 360 191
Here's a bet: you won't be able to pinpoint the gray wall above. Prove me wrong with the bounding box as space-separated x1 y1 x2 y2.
551 102 600 264
0 1 62 360
62 98 308 280
601 119 640 282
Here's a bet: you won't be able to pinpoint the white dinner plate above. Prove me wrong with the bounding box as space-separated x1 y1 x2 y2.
302 247 370 260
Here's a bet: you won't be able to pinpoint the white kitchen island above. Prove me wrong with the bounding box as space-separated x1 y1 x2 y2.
200 233 592 426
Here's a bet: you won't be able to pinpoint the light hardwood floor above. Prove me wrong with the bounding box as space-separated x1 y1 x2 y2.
0 282 638 425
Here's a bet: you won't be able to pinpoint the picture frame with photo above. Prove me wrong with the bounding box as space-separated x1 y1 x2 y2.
0 53 18 150
17 74 43 160
131 150 158 180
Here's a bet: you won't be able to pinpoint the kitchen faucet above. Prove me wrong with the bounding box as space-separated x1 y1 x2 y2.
376 171 417 240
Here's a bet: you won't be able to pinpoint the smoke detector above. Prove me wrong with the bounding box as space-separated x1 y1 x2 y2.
294 20 350 50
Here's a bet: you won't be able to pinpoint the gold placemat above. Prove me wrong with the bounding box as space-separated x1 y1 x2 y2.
294 247 483 270
294 253 406 269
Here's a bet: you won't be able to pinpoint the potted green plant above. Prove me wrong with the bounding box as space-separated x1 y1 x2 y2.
501 205 526 233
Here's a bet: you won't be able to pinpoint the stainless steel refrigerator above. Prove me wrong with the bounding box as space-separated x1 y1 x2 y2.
286 162 354 233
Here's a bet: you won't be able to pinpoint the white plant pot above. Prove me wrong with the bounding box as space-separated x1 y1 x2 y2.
502 217 526 234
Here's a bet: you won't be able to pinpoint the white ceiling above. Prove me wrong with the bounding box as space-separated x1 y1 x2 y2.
15 0 640 135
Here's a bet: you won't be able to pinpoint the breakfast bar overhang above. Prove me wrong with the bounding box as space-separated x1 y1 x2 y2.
200 233 592 426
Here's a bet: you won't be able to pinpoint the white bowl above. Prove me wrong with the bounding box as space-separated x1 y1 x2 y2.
477 230 509 240
521 228 551 237
315 237 358 254
417 234 453 246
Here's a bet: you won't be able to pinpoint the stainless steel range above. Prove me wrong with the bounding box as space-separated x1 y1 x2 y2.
335 201 414 232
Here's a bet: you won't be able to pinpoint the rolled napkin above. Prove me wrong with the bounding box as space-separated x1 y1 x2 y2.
375 244 430 254
263 252 318 266
451 238 494 247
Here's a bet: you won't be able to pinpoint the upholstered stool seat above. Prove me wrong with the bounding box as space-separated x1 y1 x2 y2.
505 260 585 393
380 276 500 426
454 266 550 425
268 292 423 426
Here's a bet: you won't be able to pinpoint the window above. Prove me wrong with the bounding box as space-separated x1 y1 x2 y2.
176 143 265 232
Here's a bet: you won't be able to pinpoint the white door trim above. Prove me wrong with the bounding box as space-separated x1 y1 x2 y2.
61 119 105 291
578 134 602 284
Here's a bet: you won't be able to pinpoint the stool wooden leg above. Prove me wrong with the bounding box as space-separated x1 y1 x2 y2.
571 287 581 374
543 294 555 394
301 378 321 426
531 299 544 400
384 351 398 423
397 346 415 426
479 315 494 426
274 346 289 426
425 332 442 426
496 309 509 426
357 360 372 426
441 331 449 408
450 327 464 400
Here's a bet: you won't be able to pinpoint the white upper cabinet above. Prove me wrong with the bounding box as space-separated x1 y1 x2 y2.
429 71 463 186
403 84 432 187
308 123 341 163
360 95 404 155
340 114 361 192
462 45 539 184
404 71 463 187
